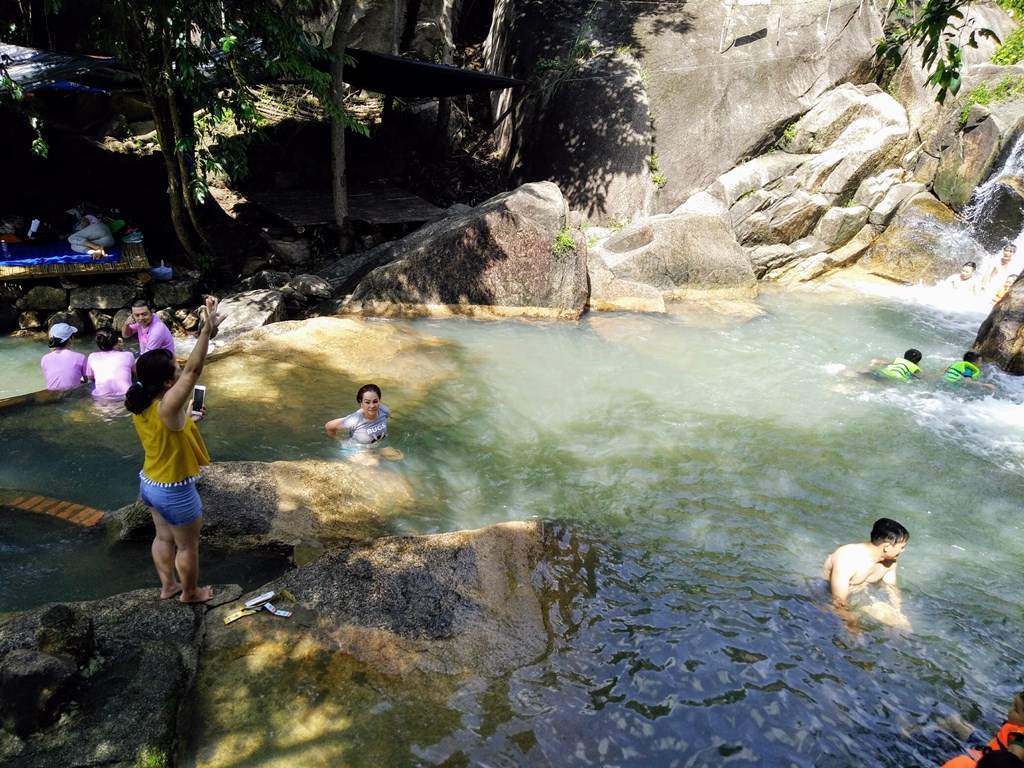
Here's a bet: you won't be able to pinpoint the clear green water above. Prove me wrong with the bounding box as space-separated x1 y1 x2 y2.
2 285 1022 766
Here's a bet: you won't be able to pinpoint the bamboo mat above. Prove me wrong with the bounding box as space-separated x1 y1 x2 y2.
0 241 151 281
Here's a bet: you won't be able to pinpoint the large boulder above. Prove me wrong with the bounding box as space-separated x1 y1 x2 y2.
732 186 831 246
712 84 908 255
854 168 911 209
862 192 982 284
814 204 871 250
586 250 666 313
286 274 333 301
868 182 928 227
892 5 1018 161
974 279 1024 373
749 243 798 279
151 277 200 308
340 182 589 319
206 289 286 349
784 84 910 200
767 224 879 284
963 172 1024 251
930 105 1004 208
17 286 67 312
591 211 756 299
921 60 1024 217
260 232 311 266
709 153 810 208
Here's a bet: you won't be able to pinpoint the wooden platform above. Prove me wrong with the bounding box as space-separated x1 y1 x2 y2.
246 184 444 228
1 490 106 527
0 388 70 411
0 241 150 282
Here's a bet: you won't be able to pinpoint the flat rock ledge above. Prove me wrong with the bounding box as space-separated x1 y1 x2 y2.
110 458 418 555
191 520 554 767
0 585 242 768
0 521 571 768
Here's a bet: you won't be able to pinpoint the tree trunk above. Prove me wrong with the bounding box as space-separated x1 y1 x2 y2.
120 0 205 267
432 96 451 162
330 6 353 227
150 93 204 265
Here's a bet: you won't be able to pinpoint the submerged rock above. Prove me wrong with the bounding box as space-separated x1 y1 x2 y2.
114 315 455 553
586 248 666 313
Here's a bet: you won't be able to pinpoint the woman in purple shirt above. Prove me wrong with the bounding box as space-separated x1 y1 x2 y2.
40 322 86 390
85 327 137 398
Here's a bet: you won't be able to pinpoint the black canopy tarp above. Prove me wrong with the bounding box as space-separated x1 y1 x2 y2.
0 43 120 92
1 42 529 97
343 48 529 97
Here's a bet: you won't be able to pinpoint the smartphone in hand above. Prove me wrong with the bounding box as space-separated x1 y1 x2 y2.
191 384 206 415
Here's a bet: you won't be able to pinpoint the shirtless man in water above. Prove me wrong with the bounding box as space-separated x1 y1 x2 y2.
822 518 910 628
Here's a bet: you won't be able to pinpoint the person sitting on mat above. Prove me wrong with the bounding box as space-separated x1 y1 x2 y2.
68 213 115 260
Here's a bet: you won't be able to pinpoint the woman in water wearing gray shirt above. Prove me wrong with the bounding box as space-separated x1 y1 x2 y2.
325 383 390 444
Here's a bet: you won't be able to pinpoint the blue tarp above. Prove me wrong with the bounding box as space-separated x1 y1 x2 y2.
35 80 111 94
1 241 121 267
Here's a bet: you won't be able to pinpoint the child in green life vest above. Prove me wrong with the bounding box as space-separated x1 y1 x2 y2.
869 348 923 381
944 351 996 392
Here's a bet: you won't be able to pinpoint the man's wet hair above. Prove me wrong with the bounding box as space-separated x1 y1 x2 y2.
964 261 978 270
871 518 909 546
974 749 1023 768
964 351 982 364
903 349 922 364
1005 243 1018 252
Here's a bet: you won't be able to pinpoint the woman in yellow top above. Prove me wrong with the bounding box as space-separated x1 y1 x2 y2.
125 295 225 604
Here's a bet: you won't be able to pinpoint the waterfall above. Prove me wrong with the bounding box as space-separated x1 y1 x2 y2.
961 131 1024 247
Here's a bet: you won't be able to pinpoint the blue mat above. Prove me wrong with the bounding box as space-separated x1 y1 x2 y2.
1 240 121 267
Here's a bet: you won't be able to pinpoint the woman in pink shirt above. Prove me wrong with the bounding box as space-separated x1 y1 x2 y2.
86 327 137 398
40 322 86 391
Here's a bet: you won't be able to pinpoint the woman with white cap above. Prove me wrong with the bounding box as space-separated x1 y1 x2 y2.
40 322 86 390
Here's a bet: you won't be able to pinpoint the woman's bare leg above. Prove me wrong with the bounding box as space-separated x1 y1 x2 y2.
150 509 183 599
168 516 213 603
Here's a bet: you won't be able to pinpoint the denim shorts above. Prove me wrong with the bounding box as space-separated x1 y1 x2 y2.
139 474 203 526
